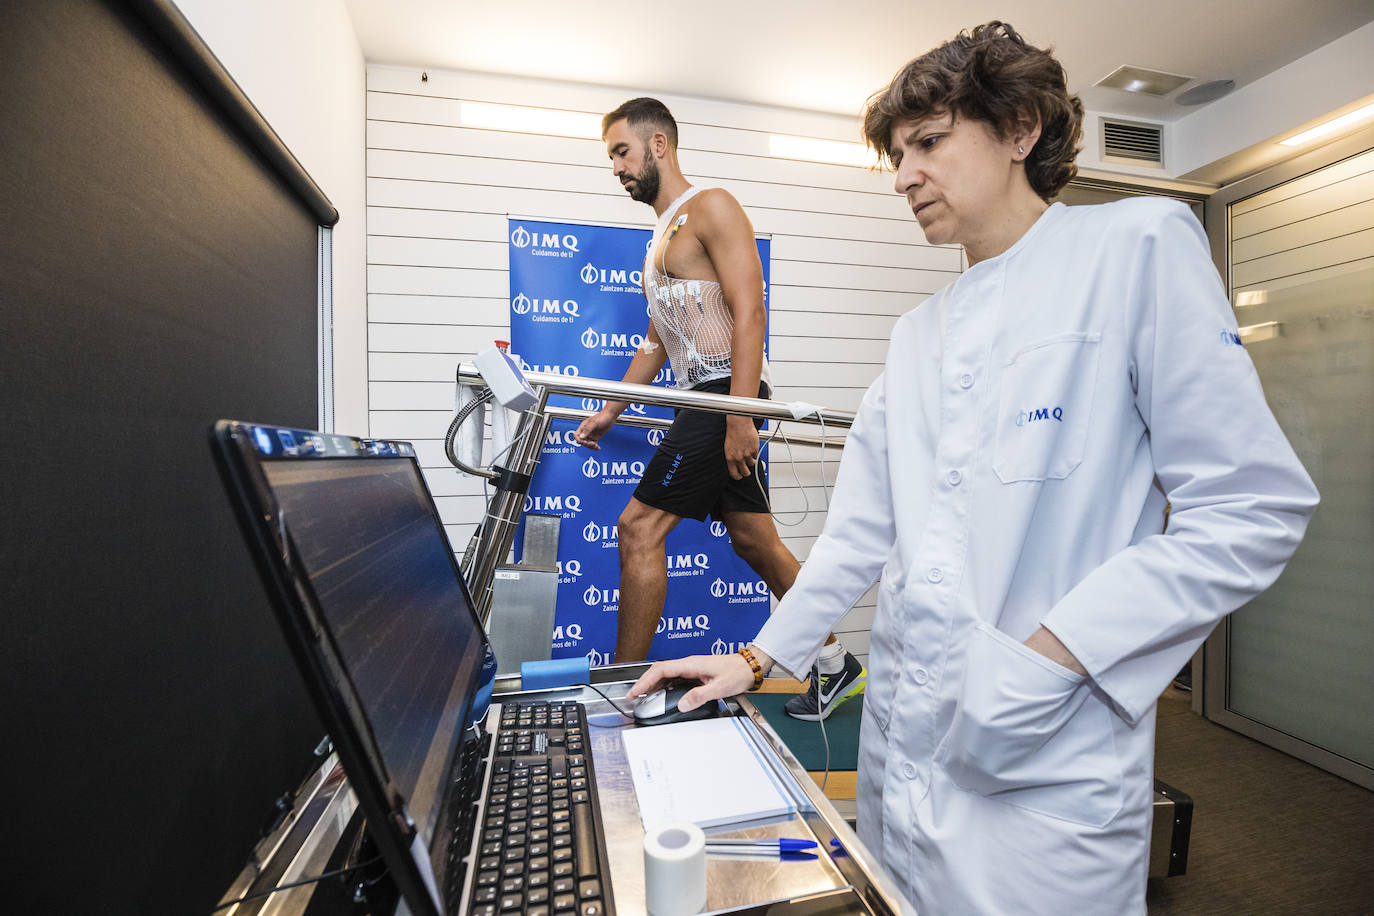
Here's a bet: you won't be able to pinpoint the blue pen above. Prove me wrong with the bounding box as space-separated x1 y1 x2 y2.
703 838 817 852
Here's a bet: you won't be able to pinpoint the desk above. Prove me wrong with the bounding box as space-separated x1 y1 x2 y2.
217 681 910 916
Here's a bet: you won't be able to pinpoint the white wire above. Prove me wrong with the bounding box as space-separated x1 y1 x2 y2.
816 661 832 792
752 412 833 527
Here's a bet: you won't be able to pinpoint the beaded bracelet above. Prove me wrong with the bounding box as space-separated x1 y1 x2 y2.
737 646 765 691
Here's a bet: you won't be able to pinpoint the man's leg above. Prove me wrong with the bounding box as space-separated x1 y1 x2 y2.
722 510 866 720
614 496 683 662
720 510 799 595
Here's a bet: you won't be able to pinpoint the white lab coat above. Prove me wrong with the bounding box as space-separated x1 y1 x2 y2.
753 199 1318 915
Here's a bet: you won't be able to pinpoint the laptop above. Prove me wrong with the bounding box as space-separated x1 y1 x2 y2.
211 419 615 916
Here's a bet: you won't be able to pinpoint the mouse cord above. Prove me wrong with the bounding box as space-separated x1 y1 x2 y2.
578 682 637 720
814 661 831 792
209 855 385 912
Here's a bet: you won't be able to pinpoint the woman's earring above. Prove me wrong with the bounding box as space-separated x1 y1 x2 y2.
1017 146 1025 155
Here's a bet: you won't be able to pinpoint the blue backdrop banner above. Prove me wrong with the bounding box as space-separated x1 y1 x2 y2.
508 217 772 666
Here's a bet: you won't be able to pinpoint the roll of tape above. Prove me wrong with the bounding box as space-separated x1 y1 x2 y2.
643 821 707 916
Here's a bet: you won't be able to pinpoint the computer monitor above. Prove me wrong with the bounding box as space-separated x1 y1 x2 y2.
211 420 488 916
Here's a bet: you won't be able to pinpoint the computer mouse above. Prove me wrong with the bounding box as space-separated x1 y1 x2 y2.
632 679 719 727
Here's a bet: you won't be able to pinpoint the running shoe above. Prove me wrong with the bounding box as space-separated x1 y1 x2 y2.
784 652 866 721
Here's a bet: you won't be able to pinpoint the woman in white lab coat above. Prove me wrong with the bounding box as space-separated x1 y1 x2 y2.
628 21 1318 915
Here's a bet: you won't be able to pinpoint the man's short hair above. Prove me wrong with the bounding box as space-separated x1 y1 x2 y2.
602 97 678 149
861 21 1083 201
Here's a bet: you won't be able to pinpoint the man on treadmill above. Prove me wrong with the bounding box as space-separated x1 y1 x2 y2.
573 98 863 721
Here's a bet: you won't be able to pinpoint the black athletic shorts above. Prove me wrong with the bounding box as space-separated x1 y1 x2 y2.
633 377 770 522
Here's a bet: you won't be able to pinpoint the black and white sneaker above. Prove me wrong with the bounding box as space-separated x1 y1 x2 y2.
785 652 866 721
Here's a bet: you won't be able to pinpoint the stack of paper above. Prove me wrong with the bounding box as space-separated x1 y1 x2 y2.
621 716 797 829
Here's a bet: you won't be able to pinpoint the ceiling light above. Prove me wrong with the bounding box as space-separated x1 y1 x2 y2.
769 134 878 168
1279 102 1374 147
460 101 601 139
1096 66 1192 97
1238 321 1281 343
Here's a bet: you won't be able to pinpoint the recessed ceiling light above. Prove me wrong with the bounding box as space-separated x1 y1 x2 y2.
1096 65 1193 97
459 101 600 139
1177 79 1236 106
1279 101 1374 147
769 134 878 168
1238 321 1281 343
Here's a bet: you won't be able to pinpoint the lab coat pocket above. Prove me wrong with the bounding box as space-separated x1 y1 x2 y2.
864 578 903 736
993 332 1101 483
935 622 1123 827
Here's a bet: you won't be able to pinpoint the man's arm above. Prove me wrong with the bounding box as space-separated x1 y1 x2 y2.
692 189 767 480
572 312 667 450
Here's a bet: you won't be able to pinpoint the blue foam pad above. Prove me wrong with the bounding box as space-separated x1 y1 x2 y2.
521 656 591 691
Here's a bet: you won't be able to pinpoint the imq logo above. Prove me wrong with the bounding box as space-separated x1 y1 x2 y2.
518 357 580 377
580 263 644 287
667 553 710 571
510 226 580 252
583 584 620 607
656 614 712 634
550 623 582 642
582 521 619 543
523 494 581 514
1015 406 1064 426
556 559 582 578
646 428 665 447
710 577 768 599
711 638 747 656
585 647 610 667
581 457 646 479
709 521 728 538
512 293 580 317
580 327 646 350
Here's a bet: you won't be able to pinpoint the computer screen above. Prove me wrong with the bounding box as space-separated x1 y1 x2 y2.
260 454 483 846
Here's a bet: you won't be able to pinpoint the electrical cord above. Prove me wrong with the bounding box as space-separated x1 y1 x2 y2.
209 855 385 913
578 681 638 720
751 410 833 528
813 660 832 793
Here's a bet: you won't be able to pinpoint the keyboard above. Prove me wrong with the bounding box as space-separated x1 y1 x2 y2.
466 700 614 916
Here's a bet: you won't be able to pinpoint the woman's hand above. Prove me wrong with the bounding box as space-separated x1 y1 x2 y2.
627 648 772 712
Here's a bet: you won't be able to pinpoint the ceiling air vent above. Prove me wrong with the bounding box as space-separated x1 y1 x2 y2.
1101 118 1164 167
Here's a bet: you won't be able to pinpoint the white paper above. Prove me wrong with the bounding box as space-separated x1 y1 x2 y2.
621 717 796 830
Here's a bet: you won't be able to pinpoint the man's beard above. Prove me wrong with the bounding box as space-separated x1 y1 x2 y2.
628 155 660 204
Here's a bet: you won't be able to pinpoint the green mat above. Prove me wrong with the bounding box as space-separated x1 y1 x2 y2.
747 692 862 771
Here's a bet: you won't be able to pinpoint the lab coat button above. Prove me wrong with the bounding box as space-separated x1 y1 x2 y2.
946 469 962 486
959 373 974 389
902 762 917 779
927 568 943 583
913 667 929 685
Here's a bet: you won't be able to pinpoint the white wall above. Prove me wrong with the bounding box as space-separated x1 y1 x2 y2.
365 66 967 661
173 0 369 433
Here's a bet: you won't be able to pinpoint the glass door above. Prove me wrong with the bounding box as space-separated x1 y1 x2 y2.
1204 138 1374 788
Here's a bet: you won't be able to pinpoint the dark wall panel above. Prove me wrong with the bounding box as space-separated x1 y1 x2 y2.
1 1 325 911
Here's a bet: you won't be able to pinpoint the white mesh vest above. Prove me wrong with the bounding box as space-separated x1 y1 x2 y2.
644 187 771 390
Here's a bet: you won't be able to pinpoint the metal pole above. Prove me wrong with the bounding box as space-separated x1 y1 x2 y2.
469 386 555 625
455 363 855 429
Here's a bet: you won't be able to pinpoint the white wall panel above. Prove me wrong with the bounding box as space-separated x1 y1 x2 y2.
1231 167 1374 239
369 294 508 326
368 206 506 241
367 65 967 663
1232 198 1374 264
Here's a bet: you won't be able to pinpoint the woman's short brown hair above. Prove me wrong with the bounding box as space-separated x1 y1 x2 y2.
862 22 1083 201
